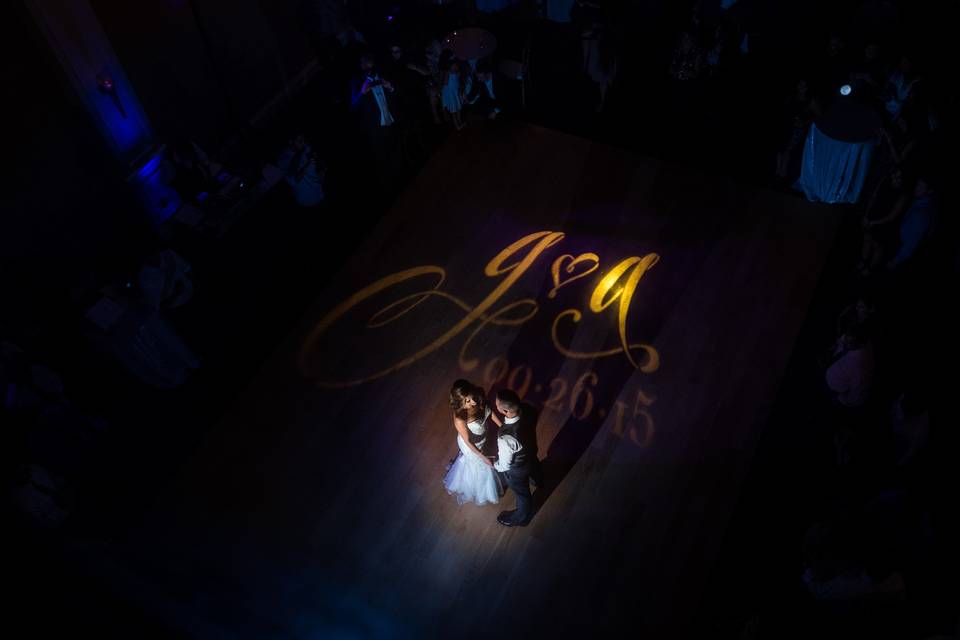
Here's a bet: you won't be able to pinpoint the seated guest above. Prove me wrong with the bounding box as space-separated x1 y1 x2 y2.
890 390 929 467
802 519 906 603
825 311 875 408
878 111 923 178
887 176 937 271
10 464 71 527
277 134 326 207
169 138 217 199
138 249 194 311
859 167 909 276
883 55 920 121
83 280 200 389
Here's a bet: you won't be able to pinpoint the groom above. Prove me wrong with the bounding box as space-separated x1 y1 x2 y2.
494 389 538 527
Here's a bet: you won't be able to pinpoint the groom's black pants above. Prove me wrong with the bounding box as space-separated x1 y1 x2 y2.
528 455 544 488
501 465 532 524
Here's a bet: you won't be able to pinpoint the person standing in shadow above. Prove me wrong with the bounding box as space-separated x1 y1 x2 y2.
350 53 400 191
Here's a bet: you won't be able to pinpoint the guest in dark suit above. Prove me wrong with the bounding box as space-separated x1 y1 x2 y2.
384 43 431 168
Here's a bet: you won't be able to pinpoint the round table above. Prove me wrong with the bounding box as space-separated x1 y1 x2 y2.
441 28 497 61
795 99 881 205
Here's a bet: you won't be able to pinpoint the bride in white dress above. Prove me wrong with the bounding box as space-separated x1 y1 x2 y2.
443 380 503 505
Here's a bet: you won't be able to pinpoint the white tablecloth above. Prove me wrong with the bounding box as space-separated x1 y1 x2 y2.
795 123 875 205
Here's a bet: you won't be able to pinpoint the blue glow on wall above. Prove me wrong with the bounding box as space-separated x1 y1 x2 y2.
129 146 181 224
92 67 153 164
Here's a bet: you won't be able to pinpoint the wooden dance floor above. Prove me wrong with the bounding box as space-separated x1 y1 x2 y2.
116 123 839 637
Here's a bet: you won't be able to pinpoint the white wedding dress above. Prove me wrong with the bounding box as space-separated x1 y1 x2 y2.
443 407 501 505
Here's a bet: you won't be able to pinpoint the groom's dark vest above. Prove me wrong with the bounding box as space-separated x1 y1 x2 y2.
499 421 528 468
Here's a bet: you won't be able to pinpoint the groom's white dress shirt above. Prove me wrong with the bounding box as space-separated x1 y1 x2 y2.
494 415 522 472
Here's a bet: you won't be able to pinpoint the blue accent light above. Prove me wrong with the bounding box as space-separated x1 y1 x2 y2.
128 145 181 224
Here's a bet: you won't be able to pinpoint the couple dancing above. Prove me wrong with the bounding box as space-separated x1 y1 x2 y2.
443 380 544 527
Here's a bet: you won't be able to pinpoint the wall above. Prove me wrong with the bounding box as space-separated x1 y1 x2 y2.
88 0 315 149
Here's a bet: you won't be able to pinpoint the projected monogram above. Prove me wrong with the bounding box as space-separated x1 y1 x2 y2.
300 229 660 381
299 231 661 446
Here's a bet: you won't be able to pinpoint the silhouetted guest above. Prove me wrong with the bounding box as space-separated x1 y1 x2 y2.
466 64 501 120
670 30 703 81
878 109 924 178
10 464 70 527
277 134 326 207
776 79 821 181
386 43 431 88
887 176 937 270
703 24 729 78
825 311 875 408
849 43 887 103
802 518 906 602
441 58 467 131
890 390 929 467
670 31 702 82
1 342 50 415
424 39 444 125
138 249 194 311
83 282 199 389
297 0 364 64
570 0 603 42
839 289 880 342
350 54 399 182
582 18 618 112
813 34 852 103
385 44 431 166
859 167 909 275
169 139 216 199
351 54 397 127
883 56 920 121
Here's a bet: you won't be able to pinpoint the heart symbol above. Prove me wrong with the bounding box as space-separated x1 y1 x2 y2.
549 253 600 299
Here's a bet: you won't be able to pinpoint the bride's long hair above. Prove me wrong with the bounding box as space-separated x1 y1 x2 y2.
450 379 486 421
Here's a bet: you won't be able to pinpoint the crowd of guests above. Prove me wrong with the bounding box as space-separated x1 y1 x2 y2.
2 337 109 529
4 244 200 530
766 10 953 640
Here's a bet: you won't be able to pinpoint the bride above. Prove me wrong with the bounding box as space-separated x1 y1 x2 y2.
443 380 502 505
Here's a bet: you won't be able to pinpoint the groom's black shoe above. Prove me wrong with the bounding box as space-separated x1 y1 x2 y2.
497 511 528 527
